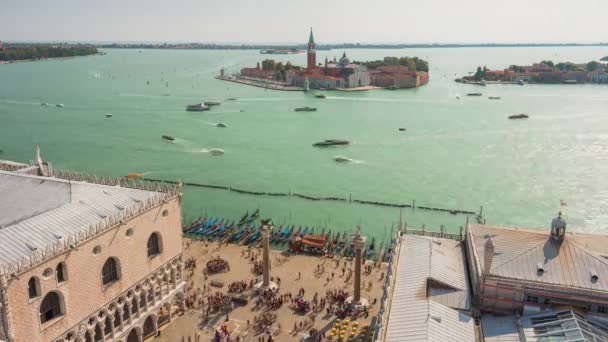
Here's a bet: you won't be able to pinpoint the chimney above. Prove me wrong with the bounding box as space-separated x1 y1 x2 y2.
483 237 495 274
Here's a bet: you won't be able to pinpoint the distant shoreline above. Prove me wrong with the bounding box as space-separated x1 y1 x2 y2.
0 52 104 65
96 42 608 51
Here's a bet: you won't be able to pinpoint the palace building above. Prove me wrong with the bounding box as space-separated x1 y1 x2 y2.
0 148 186 342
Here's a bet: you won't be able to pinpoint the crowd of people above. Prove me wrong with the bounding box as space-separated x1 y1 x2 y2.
206 256 230 274
254 287 284 310
206 291 231 313
228 279 256 294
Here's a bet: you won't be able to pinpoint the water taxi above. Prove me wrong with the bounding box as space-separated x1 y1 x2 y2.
313 139 350 147
186 103 210 111
295 107 317 112
508 114 529 120
161 135 175 142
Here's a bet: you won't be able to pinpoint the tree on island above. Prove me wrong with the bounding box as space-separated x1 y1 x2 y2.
541 60 555 68
509 65 525 73
353 56 429 72
601 56 608 62
0 45 98 62
261 59 275 71
586 61 603 71
473 66 488 81
555 62 583 71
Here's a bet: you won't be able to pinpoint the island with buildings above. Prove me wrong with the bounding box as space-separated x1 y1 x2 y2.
457 60 608 84
2 147 608 342
0 42 99 64
217 30 429 91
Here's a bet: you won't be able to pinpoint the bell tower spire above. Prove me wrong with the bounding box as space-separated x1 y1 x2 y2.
307 27 317 71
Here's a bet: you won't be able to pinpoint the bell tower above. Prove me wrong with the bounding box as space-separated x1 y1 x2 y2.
307 28 316 71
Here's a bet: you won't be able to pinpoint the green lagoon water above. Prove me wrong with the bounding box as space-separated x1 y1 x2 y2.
1 47 607 241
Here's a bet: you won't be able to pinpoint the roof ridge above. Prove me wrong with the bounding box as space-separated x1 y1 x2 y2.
566 240 608 266
489 239 547 272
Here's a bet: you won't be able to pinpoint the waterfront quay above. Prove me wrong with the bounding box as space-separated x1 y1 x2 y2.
153 240 387 342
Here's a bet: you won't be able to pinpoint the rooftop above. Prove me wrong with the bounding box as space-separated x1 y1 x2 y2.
469 224 608 292
0 170 176 275
384 234 474 341
482 308 608 341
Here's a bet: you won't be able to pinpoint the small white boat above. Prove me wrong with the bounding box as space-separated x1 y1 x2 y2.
216 123 227 128
105 113 113 118
41 102 49 107
56 104 64 108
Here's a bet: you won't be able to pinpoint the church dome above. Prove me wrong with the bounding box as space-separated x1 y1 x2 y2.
339 52 350 66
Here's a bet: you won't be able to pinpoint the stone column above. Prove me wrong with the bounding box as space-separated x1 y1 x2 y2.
261 224 271 287
255 223 278 291
116 308 125 331
353 229 364 303
347 228 368 308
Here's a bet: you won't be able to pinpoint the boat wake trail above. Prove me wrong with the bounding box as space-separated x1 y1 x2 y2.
0 99 43 106
334 156 364 164
191 148 225 155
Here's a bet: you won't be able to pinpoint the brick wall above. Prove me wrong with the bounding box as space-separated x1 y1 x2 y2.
5 197 183 342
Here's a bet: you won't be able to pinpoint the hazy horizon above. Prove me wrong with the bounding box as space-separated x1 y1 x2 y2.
2 0 607 44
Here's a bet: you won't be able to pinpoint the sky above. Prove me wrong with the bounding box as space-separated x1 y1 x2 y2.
1 0 607 44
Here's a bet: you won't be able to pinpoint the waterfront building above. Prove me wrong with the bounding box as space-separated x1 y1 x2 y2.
289 51 371 89
289 30 372 89
589 70 608 83
0 151 185 342
369 65 429 88
466 214 608 317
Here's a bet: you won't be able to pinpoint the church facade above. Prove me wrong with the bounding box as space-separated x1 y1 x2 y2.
287 30 371 90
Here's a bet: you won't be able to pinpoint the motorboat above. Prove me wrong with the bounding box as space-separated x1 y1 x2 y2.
209 148 224 155
205 101 221 106
488 96 501 100
105 113 113 118
334 156 352 163
186 103 210 111
398 128 406 131
56 104 64 108
315 92 326 99
161 135 175 142
216 123 227 128
41 102 49 106
508 114 529 119
295 107 317 112
517 79 525 85
467 93 483 96
313 139 350 147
